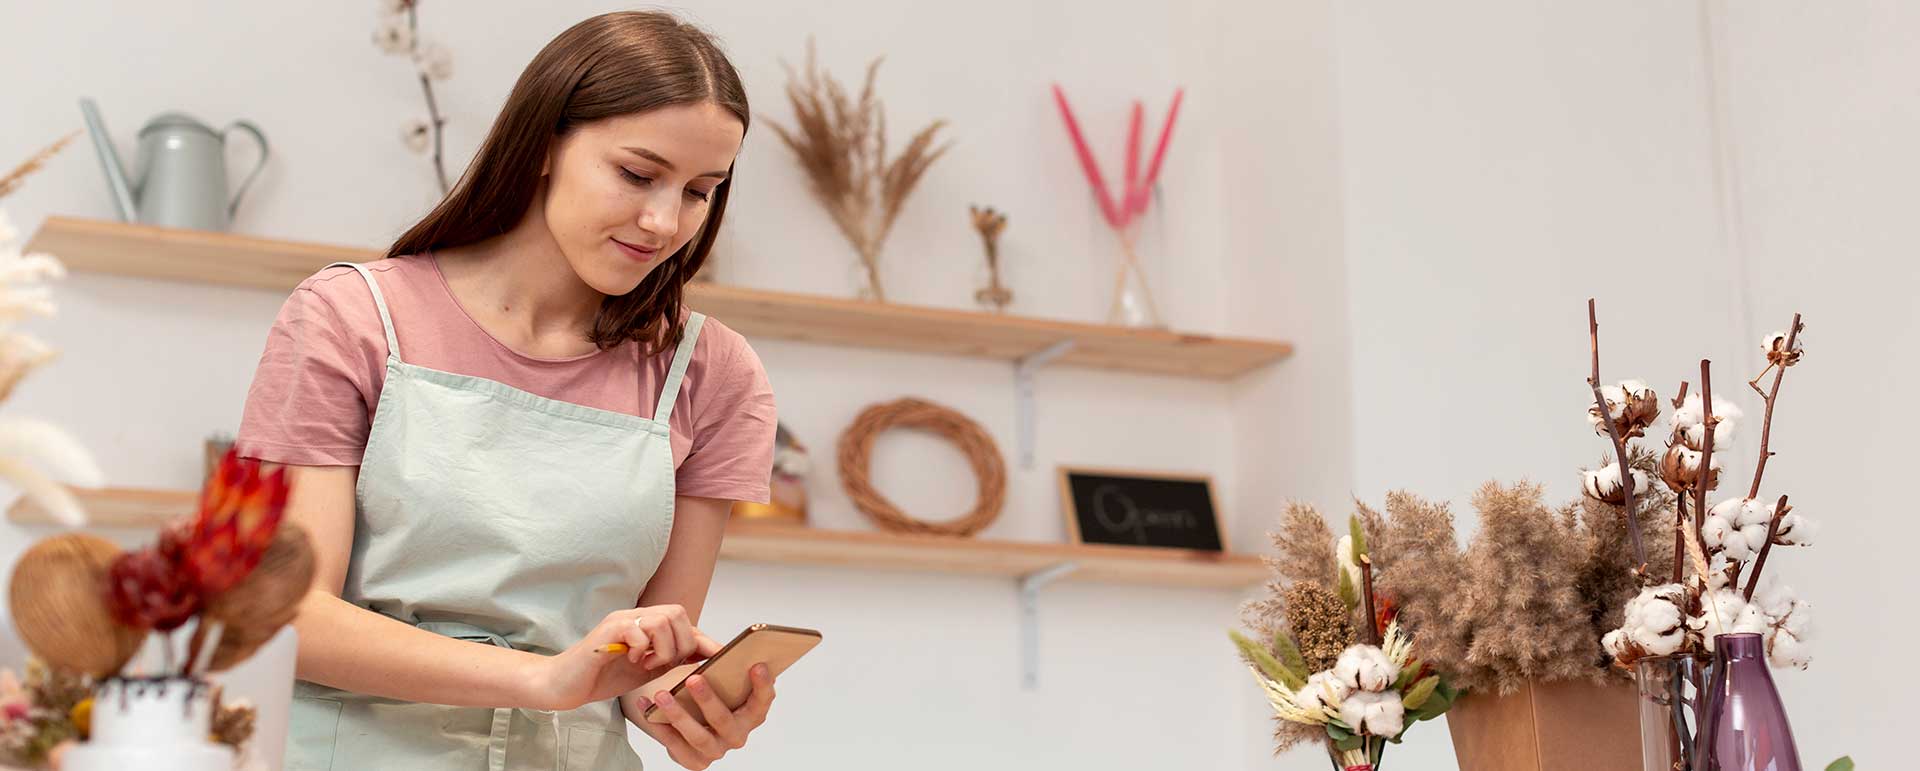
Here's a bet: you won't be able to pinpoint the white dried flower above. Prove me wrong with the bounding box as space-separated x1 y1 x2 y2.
1588 380 1660 439
1338 689 1405 738
414 42 453 81
1582 462 1652 505
1700 510 1753 562
1763 330 1805 367
1620 585 1688 656
1293 670 1351 715
1691 589 1767 648
1333 645 1398 692
1767 626 1812 670
1601 628 1629 658
1658 445 1725 492
1771 513 1816 546
1672 393 1743 451
372 16 414 54
401 118 433 154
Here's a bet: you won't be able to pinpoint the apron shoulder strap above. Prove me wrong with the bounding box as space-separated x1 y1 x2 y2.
324 261 403 363
653 311 705 424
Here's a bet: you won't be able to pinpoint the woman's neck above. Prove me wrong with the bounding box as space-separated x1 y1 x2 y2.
435 191 606 357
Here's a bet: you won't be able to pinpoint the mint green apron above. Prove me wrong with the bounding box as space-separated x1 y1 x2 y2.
286 262 702 771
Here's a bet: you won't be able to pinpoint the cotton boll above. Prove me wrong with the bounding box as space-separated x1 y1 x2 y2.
1590 380 1660 438
1699 513 1753 562
1768 626 1812 669
372 16 413 54
1660 445 1724 491
1602 629 1629 658
1692 589 1765 647
1622 585 1687 656
1583 463 1651 505
1294 670 1351 715
1338 690 1406 738
1771 513 1817 546
1333 645 1399 692
1752 581 1812 637
1672 394 1743 450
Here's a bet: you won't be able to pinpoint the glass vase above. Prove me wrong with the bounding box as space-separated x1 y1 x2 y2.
1694 633 1800 771
1635 655 1701 771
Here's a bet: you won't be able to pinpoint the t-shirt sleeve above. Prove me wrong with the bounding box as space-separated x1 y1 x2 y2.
675 334 777 503
234 283 380 466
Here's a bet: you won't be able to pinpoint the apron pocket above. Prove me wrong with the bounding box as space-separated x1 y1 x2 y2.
564 725 642 771
286 696 343 771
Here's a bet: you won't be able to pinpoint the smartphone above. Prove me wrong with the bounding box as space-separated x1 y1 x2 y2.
639 623 821 726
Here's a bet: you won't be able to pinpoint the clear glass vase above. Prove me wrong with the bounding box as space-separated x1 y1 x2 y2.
1636 655 1701 771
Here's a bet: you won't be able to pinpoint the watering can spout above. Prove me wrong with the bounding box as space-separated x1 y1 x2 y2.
79 98 138 222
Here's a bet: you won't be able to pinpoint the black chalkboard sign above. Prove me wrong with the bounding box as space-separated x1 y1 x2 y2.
1057 467 1224 551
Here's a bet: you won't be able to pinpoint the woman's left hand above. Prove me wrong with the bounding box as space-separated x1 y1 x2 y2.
633 663 776 770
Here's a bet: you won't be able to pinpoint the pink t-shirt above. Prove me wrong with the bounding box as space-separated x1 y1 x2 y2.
235 256 776 504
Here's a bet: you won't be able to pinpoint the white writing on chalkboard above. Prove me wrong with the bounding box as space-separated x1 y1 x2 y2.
1091 484 1200 544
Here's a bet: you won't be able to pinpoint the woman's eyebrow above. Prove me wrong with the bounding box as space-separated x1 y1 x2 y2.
623 146 729 179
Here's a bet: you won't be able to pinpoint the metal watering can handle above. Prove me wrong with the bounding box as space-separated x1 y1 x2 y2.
221 120 270 219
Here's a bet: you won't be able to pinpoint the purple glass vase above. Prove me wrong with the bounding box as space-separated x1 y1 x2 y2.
1694 633 1800 771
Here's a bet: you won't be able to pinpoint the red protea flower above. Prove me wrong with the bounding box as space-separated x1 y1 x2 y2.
182 449 291 595
104 548 200 631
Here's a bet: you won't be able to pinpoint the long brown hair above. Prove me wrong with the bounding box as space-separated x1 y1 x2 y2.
387 11 749 354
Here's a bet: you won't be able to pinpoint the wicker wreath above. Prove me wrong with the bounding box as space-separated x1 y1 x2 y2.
836 397 1006 537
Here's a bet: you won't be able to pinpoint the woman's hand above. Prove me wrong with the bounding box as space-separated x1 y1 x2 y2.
527 605 717 712
632 664 777 770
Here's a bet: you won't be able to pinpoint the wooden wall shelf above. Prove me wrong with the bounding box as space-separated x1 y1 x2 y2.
26 216 1292 379
7 487 1267 590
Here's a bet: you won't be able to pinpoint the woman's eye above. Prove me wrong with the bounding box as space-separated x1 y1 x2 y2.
687 188 713 202
619 168 651 186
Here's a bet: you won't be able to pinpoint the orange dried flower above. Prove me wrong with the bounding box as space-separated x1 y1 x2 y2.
183 449 291 595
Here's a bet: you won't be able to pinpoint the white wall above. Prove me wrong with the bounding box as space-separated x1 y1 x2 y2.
0 1 1309 769
1332 0 1910 768
1711 2 1920 765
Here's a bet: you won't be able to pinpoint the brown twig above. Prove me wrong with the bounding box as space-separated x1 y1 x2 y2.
1693 361 1718 535
1586 300 1647 569
1746 314 1804 498
1743 495 1792 600
1673 494 1689 583
407 5 449 195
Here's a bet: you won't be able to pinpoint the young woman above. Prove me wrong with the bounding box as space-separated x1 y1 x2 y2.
235 12 778 771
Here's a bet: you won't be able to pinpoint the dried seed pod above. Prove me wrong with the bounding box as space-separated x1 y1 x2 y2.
1659 444 1721 492
8 534 144 677
203 524 317 671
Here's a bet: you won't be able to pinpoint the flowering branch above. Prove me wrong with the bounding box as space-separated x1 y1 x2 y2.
1586 299 1646 570
1746 314 1804 498
1670 381 1689 583
374 0 453 195
1692 361 1718 534
1743 494 1791 601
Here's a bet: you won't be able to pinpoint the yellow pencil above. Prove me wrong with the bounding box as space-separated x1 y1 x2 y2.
596 643 630 654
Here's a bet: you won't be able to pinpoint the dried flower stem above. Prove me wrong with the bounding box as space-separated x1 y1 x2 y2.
1587 299 1646 569
1671 380 1690 583
0 132 79 201
407 5 449 194
1746 314 1803 498
1743 495 1792 600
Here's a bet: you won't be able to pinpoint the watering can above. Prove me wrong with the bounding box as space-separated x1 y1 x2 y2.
79 98 269 231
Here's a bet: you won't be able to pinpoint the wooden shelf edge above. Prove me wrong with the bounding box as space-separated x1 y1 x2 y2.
9 488 1264 589
27 216 1292 379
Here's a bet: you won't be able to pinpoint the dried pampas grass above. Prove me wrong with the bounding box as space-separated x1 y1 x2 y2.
769 41 950 302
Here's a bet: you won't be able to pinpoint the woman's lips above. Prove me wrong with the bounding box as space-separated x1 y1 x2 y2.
612 237 661 262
